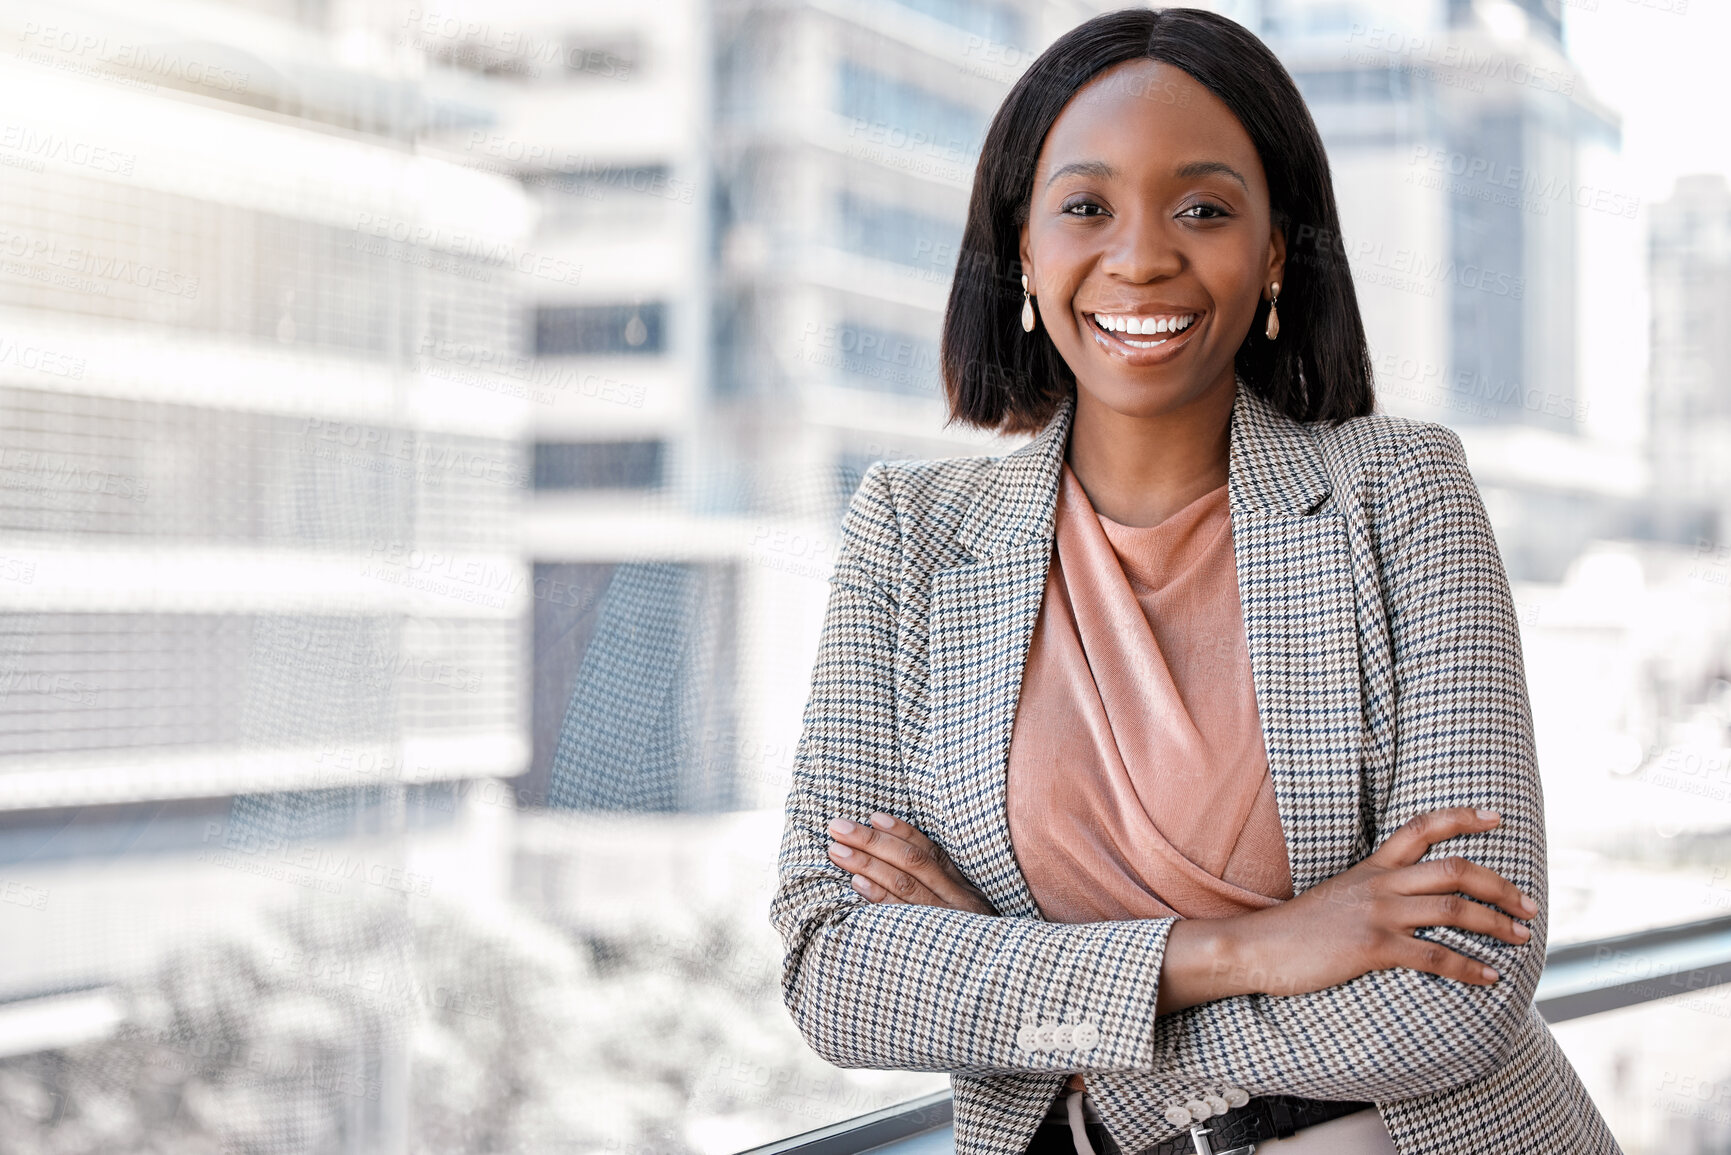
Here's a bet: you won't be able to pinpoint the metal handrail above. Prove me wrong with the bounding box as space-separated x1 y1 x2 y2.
1531 911 1731 1023
737 1089 953 1155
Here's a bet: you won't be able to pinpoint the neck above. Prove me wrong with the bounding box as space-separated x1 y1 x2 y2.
1063 375 1234 528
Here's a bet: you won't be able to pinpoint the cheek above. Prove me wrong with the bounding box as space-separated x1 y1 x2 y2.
1230 242 1273 292
1038 276 1094 336
1027 228 1089 304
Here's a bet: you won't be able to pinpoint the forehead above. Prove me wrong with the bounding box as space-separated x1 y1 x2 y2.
1036 59 1263 182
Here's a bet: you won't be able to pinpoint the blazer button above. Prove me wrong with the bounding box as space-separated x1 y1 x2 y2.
1203 1092 1229 1115
1052 1024 1074 1048
1072 1022 1099 1047
1033 1024 1056 1048
1185 1099 1212 1120
1164 1104 1194 1128
1222 1085 1250 1108
1017 1025 1039 1051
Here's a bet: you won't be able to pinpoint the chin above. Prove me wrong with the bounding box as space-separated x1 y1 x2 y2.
1075 366 1228 421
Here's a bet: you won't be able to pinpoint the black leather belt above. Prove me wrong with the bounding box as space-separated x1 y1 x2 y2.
1035 1091 1374 1155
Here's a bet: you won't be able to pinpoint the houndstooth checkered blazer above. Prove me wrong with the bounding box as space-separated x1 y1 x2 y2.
769 382 1623 1155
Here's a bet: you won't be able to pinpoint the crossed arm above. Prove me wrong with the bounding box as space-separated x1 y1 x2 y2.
770 427 1547 1100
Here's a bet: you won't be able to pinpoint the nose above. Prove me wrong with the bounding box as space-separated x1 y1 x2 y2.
1098 208 1183 282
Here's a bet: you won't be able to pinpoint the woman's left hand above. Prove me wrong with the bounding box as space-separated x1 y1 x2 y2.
826 813 999 915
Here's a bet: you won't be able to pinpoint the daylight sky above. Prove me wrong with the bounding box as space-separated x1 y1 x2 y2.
1563 0 1731 202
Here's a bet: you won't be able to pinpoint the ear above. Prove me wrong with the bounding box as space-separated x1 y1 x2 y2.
1265 220 1287 298
1018 220 1032 291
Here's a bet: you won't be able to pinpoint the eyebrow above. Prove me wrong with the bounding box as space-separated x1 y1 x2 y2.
1043 158 1249 194
1044 160 1116 188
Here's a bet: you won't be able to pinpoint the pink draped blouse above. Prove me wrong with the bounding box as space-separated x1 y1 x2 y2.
1006 461 1295 921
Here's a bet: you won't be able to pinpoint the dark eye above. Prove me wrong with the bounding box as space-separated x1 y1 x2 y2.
1061 198 1107 218
1180 202 1230 220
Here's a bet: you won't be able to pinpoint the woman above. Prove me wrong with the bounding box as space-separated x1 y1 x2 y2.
768 9 1621 1155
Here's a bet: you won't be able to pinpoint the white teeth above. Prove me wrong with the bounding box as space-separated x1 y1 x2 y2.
1092 313 1196 337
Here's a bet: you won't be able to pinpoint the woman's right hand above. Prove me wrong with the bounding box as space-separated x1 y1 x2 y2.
1163 807 1537 1011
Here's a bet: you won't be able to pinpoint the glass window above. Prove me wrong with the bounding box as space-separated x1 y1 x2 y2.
534 302 667 356
532 440 665 490
836 191 963 274
837 60 988 160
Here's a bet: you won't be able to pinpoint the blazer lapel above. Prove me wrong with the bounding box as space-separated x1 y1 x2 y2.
927 397 1073 921
927 381 1367 921
1227 387 1368 892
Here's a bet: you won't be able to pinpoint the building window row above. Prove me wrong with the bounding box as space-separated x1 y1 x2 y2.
0 613 521 761
835 190 963 274
0 387 522 548
0 170 519 363
535 303 668 356
837 59 988 160
532 440 666 490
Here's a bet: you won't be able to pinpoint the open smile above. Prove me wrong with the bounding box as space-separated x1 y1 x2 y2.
1084 310 1203 361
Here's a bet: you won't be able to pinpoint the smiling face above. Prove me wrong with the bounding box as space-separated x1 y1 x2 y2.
1019 58 1285 425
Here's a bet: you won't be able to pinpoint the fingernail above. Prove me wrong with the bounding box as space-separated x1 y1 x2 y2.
829 842 852 859
869 812 892 829
1512 923 1530 940
1480 966 1499 982
851 876 871 895
1476 809 1500 822
1520 895 1537 915
828 818 855 835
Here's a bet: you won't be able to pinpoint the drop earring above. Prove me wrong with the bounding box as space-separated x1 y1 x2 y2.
1264 281 1281 340
1021 274 1036 333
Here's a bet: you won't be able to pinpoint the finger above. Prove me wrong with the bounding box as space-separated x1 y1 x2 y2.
1388 856 1537 921
1384 934 1501 987
849 873 904 904
827 841 946 907
1369 807 1502 869
827 817 993 913
866 812 947 864
1392 893 1533 947
826 842 905 903
841 816 954 896
864 813 980 906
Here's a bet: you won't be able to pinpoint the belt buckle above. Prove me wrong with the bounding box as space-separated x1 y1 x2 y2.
1187 1126 1257 1155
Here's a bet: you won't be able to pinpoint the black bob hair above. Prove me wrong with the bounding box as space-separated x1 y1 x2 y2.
940 6 1376 434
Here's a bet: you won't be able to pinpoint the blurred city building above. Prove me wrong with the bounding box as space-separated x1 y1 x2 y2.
1258 0 1642 580
1647 172 1731 545
0 0 1726 1151
0 0 535 1147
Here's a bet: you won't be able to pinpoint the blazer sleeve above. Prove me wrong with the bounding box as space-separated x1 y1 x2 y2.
1142 422 1549 1101
769 461 1181 1077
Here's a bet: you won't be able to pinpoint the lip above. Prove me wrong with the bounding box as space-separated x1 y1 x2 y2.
1083 310 1204 366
